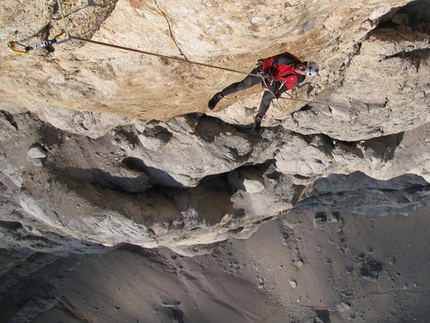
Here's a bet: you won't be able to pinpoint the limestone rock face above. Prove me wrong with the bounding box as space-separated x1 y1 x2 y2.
1 0 422 120
1 1 430 322
0 0 430 259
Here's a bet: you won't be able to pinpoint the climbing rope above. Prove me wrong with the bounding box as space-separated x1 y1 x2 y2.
69 35 255 77
56 0 70 38
6 0 352 111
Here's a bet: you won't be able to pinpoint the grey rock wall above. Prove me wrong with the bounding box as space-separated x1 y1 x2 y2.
1 1 430 321
0 0 429 256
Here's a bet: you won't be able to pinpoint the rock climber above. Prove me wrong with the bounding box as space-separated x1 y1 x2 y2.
208 52 319 133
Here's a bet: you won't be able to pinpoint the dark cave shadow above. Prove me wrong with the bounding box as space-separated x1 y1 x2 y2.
51 163 234 228
372 0 430 69
122 157 185 188
378 0 430 33
52 154 209 193
293 105 405 163
315 310 331 323
194 113 278 143
290 105 405 164
56 165 153 194
381 48 430 70
310 171 429 193
294 171 430 215
359 132 404 162
51 166 184 229
172 309 185 323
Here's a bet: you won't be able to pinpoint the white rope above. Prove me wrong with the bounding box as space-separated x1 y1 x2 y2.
57 0 70 38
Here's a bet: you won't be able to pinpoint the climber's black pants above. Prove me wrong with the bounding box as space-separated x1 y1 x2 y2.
220 67 286 117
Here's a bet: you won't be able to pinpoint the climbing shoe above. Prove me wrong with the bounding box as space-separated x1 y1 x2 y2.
208 92 223 110
252 115 263 134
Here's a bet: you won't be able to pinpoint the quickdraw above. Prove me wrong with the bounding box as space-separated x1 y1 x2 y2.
7 32 70 54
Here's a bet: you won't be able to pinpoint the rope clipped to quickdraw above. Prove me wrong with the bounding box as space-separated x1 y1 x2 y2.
7 31 70 54
7 0 71 54
6 0 352 111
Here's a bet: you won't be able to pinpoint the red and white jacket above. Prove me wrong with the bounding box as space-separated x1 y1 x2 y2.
261 52 306 90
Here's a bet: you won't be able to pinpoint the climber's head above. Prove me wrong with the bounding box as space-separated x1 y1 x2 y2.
305 61 319 77
295 63 307 75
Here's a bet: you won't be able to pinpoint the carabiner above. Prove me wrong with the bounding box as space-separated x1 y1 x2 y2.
7 41 28 54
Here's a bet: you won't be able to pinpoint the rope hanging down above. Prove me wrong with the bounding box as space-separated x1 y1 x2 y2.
56 0 69 39
7 0 352 111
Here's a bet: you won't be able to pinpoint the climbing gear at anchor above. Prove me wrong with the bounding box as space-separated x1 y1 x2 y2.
8 0 70 54
7 32 70 54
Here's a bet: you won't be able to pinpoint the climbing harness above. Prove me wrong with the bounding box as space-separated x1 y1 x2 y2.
6 0 352 111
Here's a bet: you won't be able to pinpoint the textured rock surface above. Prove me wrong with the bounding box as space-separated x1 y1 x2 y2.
1 0 430 322
2 0 426 121
1 0 429 263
